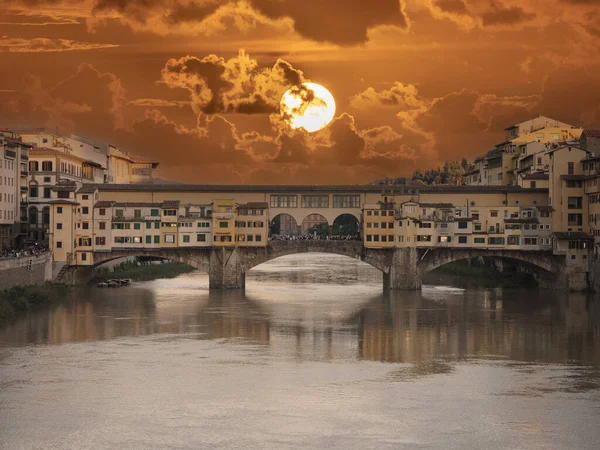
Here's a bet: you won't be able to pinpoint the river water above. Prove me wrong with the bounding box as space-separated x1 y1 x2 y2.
1 254 599 449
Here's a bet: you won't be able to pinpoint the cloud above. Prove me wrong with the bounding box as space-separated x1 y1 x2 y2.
161 49 304 114
480 3 536 27
127 98 190 108
0 37 118 52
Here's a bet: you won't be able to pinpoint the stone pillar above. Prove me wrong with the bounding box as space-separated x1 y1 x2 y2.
383 247 422 290
209 247 245 289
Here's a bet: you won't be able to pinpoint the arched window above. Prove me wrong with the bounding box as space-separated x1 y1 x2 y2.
28 206 38 225
42 206 50 226
42 161 53 171
29 161 39 172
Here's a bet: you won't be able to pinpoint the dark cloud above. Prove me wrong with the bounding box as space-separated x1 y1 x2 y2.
480 4 536 27
434 0 469 14
161 50 304 114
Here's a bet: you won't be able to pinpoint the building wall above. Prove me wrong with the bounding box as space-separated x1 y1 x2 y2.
0 252 52 290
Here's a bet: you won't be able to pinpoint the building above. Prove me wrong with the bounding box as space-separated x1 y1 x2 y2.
5 129 159 244
0 131 32 250
464 116 583 187
580 129 600 154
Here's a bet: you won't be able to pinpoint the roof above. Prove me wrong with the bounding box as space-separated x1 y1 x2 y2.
546 143 585 154
94 201 114 208
536 205 554 212
553 232 594 240
162 200 180 209
112 202 162 208
418 203 454 209
81 183 550 194
238 202 268 209
48 200 79 205
522 173 549 180
582 129 600 139
78 185 99 194
582 154 600 162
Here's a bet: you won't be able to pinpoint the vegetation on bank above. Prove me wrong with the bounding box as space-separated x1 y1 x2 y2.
93 260 196 282
0 283 73 320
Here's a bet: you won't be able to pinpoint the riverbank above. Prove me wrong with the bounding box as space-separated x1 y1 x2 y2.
93 261 196 282
0 283 73 320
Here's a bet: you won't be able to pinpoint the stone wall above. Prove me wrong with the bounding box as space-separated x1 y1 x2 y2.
0 253 53 290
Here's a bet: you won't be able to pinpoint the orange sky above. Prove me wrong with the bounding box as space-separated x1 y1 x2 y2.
1 0 599 184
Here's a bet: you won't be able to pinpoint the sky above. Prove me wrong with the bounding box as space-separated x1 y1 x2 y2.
1 0 599 184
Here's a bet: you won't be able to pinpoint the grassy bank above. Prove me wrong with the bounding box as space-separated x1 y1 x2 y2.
0 283 73 320
93 261 196 282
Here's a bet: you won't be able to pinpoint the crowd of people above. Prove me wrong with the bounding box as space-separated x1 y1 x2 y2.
1 244 49 259
270 233 361 241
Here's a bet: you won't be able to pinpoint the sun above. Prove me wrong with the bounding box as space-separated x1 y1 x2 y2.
280 82 336 133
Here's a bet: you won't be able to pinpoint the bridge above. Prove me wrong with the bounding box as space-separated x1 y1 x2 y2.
83 240 575 290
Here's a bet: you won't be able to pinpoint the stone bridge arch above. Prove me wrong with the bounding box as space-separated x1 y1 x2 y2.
240 240 392 275
417 248 563 287
92 248 212 273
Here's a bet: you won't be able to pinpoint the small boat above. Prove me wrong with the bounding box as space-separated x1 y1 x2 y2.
107 280 121 288
118 278 132 286
97 281 108 288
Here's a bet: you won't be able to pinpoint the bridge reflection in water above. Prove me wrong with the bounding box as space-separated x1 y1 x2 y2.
1 256 599 372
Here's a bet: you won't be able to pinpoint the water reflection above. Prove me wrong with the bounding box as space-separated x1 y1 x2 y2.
1 254 599 369
2 254 600 450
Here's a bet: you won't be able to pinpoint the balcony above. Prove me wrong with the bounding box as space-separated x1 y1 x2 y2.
183 212 212 219
144 215 161 221
21 170 28 176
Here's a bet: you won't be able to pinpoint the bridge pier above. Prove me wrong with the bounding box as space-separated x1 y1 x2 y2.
383 248 422 290
209 248 246 289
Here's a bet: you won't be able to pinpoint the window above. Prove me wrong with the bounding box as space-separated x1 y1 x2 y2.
82 222 89 230
155 222 160 229
134 209 142 219
219 221 228 228
183 235 190 243
488 237 505 245
419 222 432 229
99 222 106 230
146 222 152 229
568 197 583 209
458 221 469 229
57 207 63 214
82 207 89 214
270 195 298 208
471 213 479 220
568 162 574 175
146 235 152 244
417 235 432 242
154 236 160 244
247 235 253 242
56 241 62 248
133 237 142 244
568 214 583 226
381 236 387 243
43 187 52 199
507 236 520 245
301 195 329 208
256 235 262 242
56 223 62 230
474 237 485 244
95 237 106 246
151 209 159 216
197 234 206 242
132 223 140 230
458 236 468 244
373 235 380 242
367 235 372 242
29 185 38 198
367 211 372 216
333 195 360 208
81 253 87 261
115 209 124 217
163 209 177 216
490 211 498 217
438 236 451 243
164 234 175 243
524 238 537 245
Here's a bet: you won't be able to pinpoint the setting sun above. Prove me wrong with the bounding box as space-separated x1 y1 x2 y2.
280 82 336 133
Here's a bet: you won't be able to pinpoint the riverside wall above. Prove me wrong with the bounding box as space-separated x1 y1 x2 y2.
0 253 53 290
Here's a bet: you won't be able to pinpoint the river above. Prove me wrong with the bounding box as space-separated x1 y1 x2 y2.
1 254 599 449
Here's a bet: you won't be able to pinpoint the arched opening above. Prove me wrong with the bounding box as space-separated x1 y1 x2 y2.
270 213 298 237
424 256 553 289
301 213 328 237
332 214 360 239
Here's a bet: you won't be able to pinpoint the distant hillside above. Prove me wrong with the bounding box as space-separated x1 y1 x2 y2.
371 159 470 186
